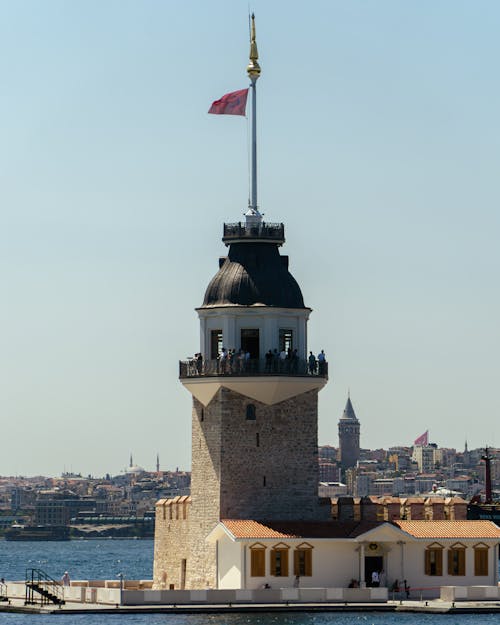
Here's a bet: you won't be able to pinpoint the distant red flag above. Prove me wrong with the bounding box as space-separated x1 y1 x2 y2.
208 89 248 116
414 430 429 446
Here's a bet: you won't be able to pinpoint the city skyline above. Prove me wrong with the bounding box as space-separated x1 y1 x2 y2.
2 1 500 476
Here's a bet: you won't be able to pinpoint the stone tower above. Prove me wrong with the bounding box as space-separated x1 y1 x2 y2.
338 395 360 471
153 214 330 590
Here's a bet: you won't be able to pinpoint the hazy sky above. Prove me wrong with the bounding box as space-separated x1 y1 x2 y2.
2 1 499 477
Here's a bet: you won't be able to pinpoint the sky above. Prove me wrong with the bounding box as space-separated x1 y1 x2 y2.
1 1 499 477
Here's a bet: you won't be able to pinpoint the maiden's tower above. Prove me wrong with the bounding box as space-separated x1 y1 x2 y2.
153 16 329 590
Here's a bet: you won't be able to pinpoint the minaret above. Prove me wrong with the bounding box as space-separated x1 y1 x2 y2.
153 16 329 591
338 394 360 470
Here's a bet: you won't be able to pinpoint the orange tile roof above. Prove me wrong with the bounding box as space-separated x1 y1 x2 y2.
222 520 298 539
221 519 381 539
394 520 500 539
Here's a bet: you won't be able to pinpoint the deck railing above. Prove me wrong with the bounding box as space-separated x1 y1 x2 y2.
222 222 285 242
179 358 328 379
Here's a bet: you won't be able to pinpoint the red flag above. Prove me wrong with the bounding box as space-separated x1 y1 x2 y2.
414 430 429 446
208 89 248 116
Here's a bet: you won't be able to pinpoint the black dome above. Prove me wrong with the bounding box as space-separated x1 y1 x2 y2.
201 242 305 308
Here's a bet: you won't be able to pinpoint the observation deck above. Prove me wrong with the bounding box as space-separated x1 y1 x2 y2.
222 222 285 246
179 357 328 379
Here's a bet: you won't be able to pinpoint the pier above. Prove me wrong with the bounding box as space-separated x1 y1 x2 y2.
1 580 500 615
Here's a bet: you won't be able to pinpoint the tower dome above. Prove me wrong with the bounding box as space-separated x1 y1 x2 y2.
202 239 305 309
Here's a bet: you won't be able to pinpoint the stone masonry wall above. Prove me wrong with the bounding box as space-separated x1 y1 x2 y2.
217 388 329 520
153 497 193 589
338 422 360 470
153 385 329 590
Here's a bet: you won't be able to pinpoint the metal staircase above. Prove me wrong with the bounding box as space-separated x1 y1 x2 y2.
25 569 65 606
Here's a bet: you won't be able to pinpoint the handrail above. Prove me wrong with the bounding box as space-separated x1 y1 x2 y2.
179 357 328 379
25 568 65 606
223 222 285 242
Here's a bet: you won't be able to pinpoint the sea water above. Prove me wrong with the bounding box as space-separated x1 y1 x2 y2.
0 540 498 625
0 538 154 581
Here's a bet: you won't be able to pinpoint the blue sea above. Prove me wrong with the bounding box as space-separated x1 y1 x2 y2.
0 540 498 625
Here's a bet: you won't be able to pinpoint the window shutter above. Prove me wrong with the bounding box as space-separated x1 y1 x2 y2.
425 550 431 575
447 550 453 575
251 552 257 577
474 549 488 576
305 549 312 576
281 550 289 577
251 549 265 577
258 550 265 576
458 549 465 576
436 550 443 576
270 551 276 576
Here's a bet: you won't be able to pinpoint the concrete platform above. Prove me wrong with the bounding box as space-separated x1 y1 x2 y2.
2 597 500 615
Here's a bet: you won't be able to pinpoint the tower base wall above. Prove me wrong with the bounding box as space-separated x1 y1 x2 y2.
153 498 216 590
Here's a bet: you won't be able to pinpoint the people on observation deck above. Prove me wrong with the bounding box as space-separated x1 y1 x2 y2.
308 351 317 375
317 349 326 375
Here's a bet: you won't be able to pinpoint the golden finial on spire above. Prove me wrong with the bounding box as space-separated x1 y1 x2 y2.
247 13 261 81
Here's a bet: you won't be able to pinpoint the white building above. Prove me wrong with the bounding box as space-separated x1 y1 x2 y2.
208 519 500 598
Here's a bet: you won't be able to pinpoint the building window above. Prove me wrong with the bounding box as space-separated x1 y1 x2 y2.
246 404 256 420
474 543 489 576
200 408 204 422
250 543 266 577
256 433 260 447
294 543 313 576
448 543 466 576
279 329 293 352
424 543 443 576
270 544 290 577
210 330 222 360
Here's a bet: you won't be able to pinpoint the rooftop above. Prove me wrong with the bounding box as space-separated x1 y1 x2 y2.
395 520 500 539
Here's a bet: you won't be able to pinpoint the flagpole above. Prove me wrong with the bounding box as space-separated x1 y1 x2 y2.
247 14 261 214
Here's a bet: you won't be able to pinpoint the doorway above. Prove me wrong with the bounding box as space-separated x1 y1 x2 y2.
240 329 260 359
365 555 383 586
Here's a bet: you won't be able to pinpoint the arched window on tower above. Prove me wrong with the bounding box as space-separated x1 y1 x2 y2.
246 404 256 420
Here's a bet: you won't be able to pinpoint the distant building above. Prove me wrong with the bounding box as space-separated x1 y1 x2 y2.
35 490 95 526
412 445 435 473
338 395 360 471
319 461 339 482
318 482 347 498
